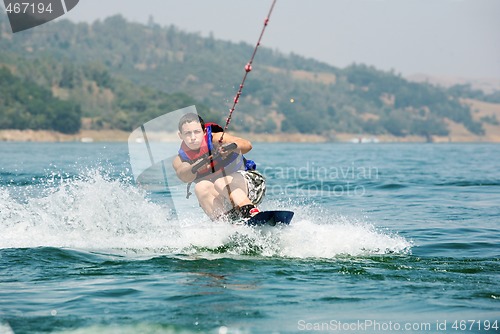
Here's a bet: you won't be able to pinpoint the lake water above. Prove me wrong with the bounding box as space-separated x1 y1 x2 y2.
0 142 499 333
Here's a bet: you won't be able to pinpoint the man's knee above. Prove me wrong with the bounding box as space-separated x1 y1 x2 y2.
213 178 228 194
195 181 214 197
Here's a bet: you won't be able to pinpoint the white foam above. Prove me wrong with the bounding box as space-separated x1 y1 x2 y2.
0 322 15 334
0 170 412 258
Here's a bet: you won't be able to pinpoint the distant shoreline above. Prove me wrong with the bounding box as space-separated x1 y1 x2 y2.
1 129 499 143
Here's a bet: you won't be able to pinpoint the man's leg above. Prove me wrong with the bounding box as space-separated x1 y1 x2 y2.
213 172 262 219
213 173 252 208
194 180 223 219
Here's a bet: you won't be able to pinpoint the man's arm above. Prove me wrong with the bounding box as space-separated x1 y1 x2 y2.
172 156 197 183
212 132 252 154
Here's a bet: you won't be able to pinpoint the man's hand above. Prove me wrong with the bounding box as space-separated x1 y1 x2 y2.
191 143 238 173
218 142 238 159
191 157 212 174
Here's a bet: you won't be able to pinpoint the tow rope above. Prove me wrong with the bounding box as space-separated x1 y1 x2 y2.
219 0 277 144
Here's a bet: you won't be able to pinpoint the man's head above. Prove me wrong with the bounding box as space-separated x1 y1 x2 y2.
178 113 205 150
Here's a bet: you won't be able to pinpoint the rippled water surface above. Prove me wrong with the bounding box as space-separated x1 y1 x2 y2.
1 142 498 333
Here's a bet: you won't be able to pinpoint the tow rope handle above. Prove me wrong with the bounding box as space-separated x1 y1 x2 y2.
219 0 277 144
191 142 238 174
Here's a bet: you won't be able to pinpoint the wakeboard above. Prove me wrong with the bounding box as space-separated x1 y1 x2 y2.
244 210 294 226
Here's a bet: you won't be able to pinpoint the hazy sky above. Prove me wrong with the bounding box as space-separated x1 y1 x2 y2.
60 0 500 79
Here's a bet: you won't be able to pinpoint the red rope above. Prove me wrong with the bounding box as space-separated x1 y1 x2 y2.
219 0 277 143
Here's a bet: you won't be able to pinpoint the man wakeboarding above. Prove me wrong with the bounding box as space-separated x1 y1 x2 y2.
172 113 266 221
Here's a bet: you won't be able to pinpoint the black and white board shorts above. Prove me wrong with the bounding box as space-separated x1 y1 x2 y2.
238 170 266 205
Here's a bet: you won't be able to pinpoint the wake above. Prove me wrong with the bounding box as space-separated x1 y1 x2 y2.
0 170 411 258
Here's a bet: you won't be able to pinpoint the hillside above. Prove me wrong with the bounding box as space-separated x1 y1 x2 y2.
1 12 499 142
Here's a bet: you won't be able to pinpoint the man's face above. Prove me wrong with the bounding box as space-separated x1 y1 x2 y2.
178 121 205 150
